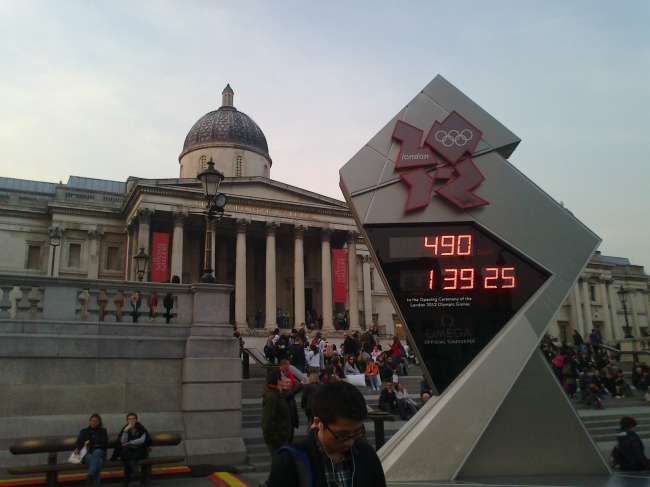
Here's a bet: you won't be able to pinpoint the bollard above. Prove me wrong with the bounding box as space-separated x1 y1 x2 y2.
242 351 250 379
367 411 391 450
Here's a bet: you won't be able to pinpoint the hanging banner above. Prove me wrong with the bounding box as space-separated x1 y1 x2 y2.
150 232 170 282
332 249 347 303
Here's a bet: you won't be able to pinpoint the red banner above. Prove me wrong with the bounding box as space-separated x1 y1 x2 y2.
332 249 347 303
150 232 170 282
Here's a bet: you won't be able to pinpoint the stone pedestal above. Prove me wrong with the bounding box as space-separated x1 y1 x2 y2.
182 283 245 466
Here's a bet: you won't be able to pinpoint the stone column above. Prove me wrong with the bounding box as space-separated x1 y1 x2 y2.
136 208 152 282
580 278 593 333
48 226 64 278
265 222 278 330
598 277 613 342
320 229 335 332
217 244 228 283
171 212 186 282
607 281 621 338
125 220 135 281
87 230 103 280
293 225 306 328
235 219 249 327
569 283 584 338
629 287 640 336
183 282 246 466
347 231 360 331
362 255 372 330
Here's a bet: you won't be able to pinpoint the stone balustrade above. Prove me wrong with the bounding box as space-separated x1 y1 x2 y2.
0 274 193 324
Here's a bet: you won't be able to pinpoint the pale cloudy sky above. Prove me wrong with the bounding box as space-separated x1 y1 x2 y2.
1 1 649 269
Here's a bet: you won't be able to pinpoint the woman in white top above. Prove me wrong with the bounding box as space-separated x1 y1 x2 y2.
306 344 321 374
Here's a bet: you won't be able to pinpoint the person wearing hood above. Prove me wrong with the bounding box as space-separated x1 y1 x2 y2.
615 416 650 470
262 369 292 460
110 413 150 486
74 414 108 487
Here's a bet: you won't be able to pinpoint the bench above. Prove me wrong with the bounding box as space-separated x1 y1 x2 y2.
9 432 184 487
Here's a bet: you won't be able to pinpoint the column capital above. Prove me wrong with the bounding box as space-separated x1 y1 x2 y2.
266 221 279 236
294 224 307 239
136 208 153 224
363 255 371 263
347 230 359 244
48 226 64 239
320 228 332 242
172 212 187 228
236 219 250 233
88 229 104 240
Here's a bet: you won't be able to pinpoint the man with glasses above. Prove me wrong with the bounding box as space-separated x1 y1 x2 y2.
266 381 386 487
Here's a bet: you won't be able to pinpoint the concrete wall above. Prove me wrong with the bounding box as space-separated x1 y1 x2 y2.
0 275 244 478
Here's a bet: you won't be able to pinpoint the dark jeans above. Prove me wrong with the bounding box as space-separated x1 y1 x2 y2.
82 449 106 487
119 447 146 477
380 401 407 420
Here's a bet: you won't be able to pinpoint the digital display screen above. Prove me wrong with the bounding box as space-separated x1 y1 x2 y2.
366 223 549 393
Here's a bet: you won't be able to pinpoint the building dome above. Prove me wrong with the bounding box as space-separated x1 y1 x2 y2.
180 85 271 165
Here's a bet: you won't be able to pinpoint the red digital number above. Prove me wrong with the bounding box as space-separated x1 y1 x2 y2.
457 235 472 256
484 267 499 289
502 267 515 288
440 236 455 256
429 270 434 290
460 268 474 289
424 236 439 254
443 268 458 290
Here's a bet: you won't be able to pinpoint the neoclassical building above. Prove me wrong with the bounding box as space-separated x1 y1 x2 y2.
0 86 398 334
549 252 650 344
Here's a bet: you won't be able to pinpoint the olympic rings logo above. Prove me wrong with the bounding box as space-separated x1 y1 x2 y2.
435 129 473 147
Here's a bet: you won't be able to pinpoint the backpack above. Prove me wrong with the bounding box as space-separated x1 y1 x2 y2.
260 445 313 487
610 446 624 470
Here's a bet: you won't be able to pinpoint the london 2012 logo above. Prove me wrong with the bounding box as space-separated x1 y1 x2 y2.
392 111 488 211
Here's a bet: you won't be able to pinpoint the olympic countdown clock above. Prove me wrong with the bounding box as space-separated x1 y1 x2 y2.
366 223 548 393
339 75 607 480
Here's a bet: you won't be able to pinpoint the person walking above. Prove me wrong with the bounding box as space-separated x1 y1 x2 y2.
74 414 108 487
262 369 292 461
267 381 387 487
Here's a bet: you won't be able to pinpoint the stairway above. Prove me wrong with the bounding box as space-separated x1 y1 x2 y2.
242 365 426 474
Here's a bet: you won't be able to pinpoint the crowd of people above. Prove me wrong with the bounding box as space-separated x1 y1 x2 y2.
262 326 417 388
540 329 650 410
70 413 150 487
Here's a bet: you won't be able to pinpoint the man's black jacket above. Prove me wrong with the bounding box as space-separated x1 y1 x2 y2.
267 429 386 487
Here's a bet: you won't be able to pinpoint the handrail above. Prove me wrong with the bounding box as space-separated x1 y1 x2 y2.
589 342 650 359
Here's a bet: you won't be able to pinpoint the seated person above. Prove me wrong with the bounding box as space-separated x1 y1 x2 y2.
74 414 108 487
395 383 419 417
344 355 362 376
420 379 434 404
110 413 149 487
583 382 604 410
365 359 380 391
615 371 634 398
615 416 650 470
378 381 407 420
603 372 618 398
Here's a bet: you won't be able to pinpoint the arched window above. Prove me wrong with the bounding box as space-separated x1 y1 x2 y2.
199 155 207 172
236 156 243 177
263 165 268 177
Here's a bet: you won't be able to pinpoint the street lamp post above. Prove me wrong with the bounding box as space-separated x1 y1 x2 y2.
617 286 633 339
48 227 62 277
133 246 150 282
197 158 227 283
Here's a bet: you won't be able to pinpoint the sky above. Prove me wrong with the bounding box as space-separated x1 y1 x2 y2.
1 1 649 270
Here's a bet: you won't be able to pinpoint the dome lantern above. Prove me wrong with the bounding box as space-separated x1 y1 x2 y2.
222 84 234 108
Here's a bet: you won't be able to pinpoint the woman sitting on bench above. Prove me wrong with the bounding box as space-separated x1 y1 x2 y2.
110 413 150 487
73 414 108 487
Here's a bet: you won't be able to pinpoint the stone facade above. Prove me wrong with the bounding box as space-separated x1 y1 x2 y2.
549 252 650 344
